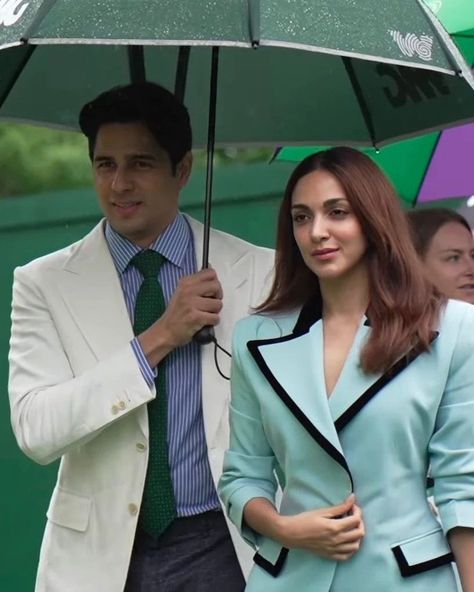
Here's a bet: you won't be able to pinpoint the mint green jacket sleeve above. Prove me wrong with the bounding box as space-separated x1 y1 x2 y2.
218 319 278 549
430 305 474 534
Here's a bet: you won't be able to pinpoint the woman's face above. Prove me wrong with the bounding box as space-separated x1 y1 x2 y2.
291 169 367 283
423 221 474 304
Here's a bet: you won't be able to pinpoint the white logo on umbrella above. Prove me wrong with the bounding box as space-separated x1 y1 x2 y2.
0 0 29 27
389 30 433 61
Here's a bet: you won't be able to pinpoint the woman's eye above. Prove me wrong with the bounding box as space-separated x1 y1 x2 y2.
330 208 348 218
445 255 460 262
292 214 309 224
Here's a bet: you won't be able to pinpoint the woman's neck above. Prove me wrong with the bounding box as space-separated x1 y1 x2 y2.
319 264 370 322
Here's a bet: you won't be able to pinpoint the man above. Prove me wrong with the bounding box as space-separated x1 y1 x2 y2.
8 82 274 592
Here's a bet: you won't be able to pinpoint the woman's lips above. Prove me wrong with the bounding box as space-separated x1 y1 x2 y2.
312 248 339 260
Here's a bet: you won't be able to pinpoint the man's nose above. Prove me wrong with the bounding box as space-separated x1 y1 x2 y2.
111 167 133 192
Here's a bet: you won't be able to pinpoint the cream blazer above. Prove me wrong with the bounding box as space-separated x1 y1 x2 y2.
8 215 274 592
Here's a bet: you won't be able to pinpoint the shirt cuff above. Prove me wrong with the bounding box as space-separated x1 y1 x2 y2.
131 338 156 388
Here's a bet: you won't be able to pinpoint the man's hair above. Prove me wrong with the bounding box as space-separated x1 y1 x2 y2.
79 81 192 172
406 208 472 257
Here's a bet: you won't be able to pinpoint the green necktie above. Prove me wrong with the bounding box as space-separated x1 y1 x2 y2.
131 250 176 538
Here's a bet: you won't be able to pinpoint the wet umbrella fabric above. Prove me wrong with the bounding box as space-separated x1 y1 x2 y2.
275 1 474 208
1 0 474 148
274 123 474 209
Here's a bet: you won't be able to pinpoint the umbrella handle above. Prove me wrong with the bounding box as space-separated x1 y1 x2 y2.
193 326 216 344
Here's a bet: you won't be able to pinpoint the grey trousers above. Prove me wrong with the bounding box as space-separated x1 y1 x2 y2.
124 511 246 592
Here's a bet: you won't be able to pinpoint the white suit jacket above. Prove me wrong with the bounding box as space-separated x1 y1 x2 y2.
8 215 274 592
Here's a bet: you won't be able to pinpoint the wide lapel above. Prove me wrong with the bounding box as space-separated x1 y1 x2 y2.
327 320 380 426
329 320 439 433
186 216 253 446
248 325 352 483
53 223 149 436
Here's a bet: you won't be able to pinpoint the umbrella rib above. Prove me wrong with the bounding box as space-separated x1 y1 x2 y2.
342 57 378 148
0 45 36 110
248 0 261 47
22 0 59 41
174 47 191 102
413 133 443 207
416 0 462 75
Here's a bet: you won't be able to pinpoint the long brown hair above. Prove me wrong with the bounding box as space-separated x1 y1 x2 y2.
258 147 444 374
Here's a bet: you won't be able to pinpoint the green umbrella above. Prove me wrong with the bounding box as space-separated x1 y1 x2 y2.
1 0 474 148
2 0 474 341
276 0 474 207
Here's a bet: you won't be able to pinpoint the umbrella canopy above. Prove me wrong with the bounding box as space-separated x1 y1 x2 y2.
1 0 474 148
274 123 474 208
275 1 474 207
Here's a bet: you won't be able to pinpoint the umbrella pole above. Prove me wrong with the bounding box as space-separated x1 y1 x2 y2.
201 46 220 269
193 46 220 345
127 46 146 83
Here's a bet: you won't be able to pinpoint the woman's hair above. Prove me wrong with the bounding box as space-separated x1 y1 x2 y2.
258 147 444 374
406 208 472 257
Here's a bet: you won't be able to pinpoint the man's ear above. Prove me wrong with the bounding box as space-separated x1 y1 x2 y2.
176 151 193 188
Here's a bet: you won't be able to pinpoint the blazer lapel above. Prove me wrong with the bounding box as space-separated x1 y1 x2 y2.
329 320 439 433
55 223 134 360
52 223 149 437
186 216 254 446
248 325 352 485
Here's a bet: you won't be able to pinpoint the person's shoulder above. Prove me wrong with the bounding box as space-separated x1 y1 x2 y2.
14 222 103 278
439 298 474 327
437 299 474 348
234 309 300 344
185 214 274 258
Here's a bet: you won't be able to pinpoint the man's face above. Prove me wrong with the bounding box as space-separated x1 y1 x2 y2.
93 121 191 247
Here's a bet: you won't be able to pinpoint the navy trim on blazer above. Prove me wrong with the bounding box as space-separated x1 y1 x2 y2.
392 545 454 578
334 332 439 433
253 548 289 577
247 335 353 488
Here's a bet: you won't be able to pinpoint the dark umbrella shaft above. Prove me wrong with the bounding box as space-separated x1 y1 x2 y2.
193 46 220 345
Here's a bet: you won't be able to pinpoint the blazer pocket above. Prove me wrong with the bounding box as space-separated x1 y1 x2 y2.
253 536 288 577
391 527 454 578
46 487 92 532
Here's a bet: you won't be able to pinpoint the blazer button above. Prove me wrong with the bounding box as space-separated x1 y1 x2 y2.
118 401 126 410
111 404 119 415
128 503 139 516
136 442 146 452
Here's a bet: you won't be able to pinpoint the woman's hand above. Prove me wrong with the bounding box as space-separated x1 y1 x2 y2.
276 495 365 561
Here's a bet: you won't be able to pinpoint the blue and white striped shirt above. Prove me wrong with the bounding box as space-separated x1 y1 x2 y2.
104 214 220 516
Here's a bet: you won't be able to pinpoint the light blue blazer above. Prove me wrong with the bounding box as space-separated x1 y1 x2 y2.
218 299 474 592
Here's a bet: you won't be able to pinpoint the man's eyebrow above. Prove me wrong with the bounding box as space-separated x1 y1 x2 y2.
93 153 158 162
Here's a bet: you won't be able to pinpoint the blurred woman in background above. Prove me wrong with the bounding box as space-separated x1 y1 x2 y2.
407 208 474 304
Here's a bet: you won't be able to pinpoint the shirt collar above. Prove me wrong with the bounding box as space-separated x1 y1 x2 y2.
104 213 192 274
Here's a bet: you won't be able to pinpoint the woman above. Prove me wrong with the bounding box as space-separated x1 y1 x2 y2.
218 148 474 591
407 208 474 304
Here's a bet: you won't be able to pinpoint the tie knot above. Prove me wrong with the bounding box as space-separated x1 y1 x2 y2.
130 250 164 278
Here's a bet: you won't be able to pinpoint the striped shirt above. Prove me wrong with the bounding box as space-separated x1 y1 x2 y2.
104 214 220 516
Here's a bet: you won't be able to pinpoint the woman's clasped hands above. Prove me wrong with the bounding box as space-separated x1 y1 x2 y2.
277 495 365 561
